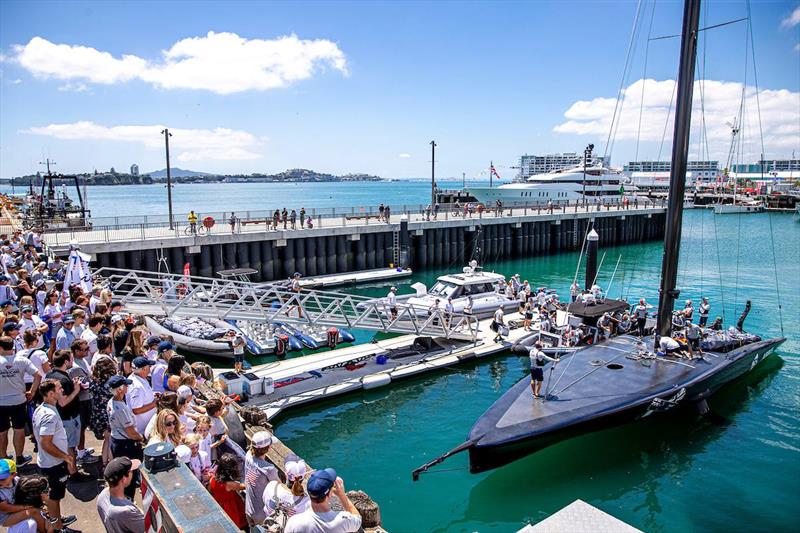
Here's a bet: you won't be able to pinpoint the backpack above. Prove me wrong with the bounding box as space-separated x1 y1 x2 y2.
262 484 290 533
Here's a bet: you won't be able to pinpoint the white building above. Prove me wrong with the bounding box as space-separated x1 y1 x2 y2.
519 152 608 179
130 164 139 176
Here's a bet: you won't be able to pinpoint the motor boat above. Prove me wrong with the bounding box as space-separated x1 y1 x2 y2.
360 262 519 319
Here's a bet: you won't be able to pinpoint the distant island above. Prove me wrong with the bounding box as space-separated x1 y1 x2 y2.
8 167 383 186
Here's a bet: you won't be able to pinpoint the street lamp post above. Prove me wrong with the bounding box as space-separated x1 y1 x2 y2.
582 143 594 204
161 128 174 229
430 140 437 208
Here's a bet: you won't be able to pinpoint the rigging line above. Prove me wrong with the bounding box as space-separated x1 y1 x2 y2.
745 0 784 333
656 62 680 162
648 17 748 40
606 254 623 296
603 0 645 161
591 252 607 288
766 211 785 333
745 1 766 160
609 11 645 160
635 0 658 161
712 215 726 322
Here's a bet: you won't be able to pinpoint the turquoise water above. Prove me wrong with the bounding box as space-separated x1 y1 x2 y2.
271 210 798 532
8 182 798 531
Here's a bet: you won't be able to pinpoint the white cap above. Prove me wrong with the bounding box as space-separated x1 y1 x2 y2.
110 314 124 324
177 385 193 399
285 458 308 481
175 445 191 463
251 430 273 448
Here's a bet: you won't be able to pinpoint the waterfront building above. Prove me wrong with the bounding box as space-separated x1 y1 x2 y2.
131 164 139 176
519 152 608 179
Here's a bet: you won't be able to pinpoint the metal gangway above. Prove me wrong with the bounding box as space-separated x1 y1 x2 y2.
94 268 479 342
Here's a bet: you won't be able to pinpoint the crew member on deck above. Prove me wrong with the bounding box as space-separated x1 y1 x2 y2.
387 287 398 320
634 299 651 337
658 336 689 358
492 306 505 343
698 297 710 327
529 342 558 398
683 299 694 325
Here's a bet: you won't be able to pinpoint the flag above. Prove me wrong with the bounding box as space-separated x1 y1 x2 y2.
62 249 92 297
490 166 502 181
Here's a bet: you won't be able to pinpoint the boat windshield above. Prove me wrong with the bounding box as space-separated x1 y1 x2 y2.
429 281 458 298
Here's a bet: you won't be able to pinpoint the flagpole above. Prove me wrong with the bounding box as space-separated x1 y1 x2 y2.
490 161 493 188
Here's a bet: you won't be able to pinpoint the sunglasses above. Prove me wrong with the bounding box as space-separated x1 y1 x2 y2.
164 420 177 427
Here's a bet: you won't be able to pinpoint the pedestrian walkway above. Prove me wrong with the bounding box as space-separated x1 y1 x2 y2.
42 201 665 249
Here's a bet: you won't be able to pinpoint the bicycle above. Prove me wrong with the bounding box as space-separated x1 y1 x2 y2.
184 223 208 236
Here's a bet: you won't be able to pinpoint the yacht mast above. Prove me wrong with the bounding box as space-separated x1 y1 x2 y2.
656 0 701 336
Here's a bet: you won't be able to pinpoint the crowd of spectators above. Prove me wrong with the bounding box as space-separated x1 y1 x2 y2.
0 228 361 533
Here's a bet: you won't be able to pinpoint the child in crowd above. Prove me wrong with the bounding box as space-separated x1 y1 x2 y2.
194 415 213 458
0 459 48 533
205 399 229 459
183 433 211 485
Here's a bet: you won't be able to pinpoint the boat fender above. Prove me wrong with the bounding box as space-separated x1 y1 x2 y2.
338 328 356 343
510 344 529 356
274 334 289 359
375 354 388 365
363 373 391 390
327 327 339 349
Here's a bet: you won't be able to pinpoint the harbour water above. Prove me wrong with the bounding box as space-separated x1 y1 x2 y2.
1 180 479 219
272 209 798 532
8 182 798 531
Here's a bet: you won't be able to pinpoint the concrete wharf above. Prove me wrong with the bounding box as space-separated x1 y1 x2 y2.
44 201 667 282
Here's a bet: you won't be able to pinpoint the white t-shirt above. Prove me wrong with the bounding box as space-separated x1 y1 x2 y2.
19 316 46 349
284 509 361 533
126 373 156 434
151 362 167 393
0 354 38 405
43 303 63 325
81 329 99 357
386 292 396 307
33 403 68 469
493 308 504 323
263 481 310 518
92 351 114 368
210 415 227 437
660 337 680 351
19 348 48 384
188 450 211 481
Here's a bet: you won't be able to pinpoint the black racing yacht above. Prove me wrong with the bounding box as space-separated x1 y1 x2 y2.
412 0 785 479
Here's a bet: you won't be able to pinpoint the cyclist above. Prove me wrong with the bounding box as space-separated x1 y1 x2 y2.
187 210 198 235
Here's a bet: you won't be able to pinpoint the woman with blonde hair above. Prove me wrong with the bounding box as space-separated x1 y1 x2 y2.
147 409 183 447
125 326 147 357
99 288 114 305
263 456 311 519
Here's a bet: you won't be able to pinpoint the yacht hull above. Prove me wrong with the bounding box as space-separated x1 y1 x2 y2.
467 335 784 473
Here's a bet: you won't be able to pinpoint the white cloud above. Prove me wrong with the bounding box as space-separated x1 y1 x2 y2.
553 78 800 159
795 43 800 52
10 78 22 85
57 82 89 92
398 153 411 158
9 31 348 94
23 121 264 161
780 6 800 28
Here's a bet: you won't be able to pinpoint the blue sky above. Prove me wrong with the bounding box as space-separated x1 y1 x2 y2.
1 0 798 179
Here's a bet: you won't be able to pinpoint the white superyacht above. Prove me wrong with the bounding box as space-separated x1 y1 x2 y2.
468 164 631 206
